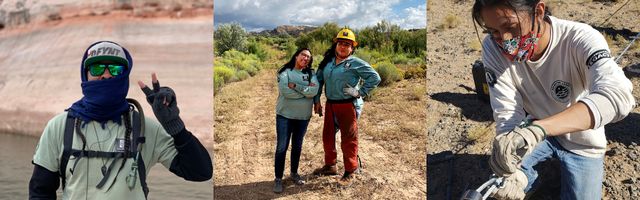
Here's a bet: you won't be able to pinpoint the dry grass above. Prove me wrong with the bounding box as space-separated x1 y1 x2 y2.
468 39 482 52
436 14 461 31
409 85 426 101
214 49 427 199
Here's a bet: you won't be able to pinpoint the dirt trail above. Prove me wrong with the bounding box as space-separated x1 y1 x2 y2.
214 60 427 199
426 1 640 199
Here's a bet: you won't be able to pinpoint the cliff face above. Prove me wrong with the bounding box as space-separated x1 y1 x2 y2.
0 1 213 147
0 0 213 30
255 24 317 36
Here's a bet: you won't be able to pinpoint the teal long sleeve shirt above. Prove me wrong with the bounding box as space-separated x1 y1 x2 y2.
276 68 319 120
314 56 381 104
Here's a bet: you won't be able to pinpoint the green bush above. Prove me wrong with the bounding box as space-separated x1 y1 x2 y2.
374 61 403 86
392 54 409 64
407 57 425 65
236 70 250 81
238 60 259 76
246 40 269 61
215 65 236 83
215 22 247 55
354 48 373 63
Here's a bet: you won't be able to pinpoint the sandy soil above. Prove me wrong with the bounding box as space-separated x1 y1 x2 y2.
426 0 640 199
213 55 427 198
0 1 214 147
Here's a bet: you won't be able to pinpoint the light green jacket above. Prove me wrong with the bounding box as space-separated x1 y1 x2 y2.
276 68 319 120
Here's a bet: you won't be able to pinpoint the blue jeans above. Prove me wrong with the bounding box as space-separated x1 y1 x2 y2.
520 137 604 200
274 115 310 179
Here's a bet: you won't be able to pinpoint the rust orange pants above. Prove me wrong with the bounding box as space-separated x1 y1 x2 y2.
322 101 358 173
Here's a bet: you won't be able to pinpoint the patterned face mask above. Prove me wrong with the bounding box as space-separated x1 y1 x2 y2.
495 31 540 62
493 13 542 63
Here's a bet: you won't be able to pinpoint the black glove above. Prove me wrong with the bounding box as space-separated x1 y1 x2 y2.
140 79 184 136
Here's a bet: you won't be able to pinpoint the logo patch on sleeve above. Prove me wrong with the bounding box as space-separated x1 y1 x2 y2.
586 49 611 67
551 80 572 103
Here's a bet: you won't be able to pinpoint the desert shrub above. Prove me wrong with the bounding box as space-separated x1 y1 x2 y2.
215 65 236 83
355 48 373 63
392 54 409 64
215 22 247 55
246 39 269 61
374 61 403 86
407 57 425 65
236 70 250 81
404 64 426 79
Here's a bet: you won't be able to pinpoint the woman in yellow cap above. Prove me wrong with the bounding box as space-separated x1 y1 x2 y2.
312 28 381 187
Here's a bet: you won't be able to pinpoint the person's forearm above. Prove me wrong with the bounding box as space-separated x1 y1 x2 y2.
169 129 213 181
29 164 59 200
534 102 595 137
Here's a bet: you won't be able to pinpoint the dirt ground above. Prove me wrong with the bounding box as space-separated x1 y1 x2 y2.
427 0 640 199
0 1 214 146
213 53 427 199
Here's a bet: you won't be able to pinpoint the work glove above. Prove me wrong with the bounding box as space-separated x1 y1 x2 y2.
489 124 546 176
490 170 528 200
139 74 185 136
343 84 360 98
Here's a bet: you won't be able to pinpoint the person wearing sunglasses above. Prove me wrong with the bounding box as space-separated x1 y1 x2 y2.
28 41 212 200
472 0 635 199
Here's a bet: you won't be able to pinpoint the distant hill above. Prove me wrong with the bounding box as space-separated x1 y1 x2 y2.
253 25 317 36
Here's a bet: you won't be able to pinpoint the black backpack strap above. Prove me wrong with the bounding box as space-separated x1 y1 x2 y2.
131 110 149 197
59 114 75 190
132 111 144 149
138 156 149 198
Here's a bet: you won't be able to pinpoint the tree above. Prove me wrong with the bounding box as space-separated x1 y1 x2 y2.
215 22 247 55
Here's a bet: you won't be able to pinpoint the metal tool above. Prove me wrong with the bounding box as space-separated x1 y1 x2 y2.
615 31 640 64
460 175 504 200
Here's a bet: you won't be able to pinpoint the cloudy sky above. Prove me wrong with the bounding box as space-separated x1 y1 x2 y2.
214 0 426 32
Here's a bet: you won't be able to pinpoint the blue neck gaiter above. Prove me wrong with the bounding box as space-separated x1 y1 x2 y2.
68 41 133 126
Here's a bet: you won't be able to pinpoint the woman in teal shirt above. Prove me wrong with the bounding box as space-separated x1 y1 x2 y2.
273 48 319 193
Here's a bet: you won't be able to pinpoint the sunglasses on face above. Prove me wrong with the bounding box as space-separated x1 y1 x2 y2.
87 64 126 76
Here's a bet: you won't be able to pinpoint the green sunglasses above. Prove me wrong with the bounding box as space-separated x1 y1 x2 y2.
87 64 126 76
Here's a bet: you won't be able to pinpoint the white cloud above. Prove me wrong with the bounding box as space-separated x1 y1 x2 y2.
391 3 427 29
214 0 425 31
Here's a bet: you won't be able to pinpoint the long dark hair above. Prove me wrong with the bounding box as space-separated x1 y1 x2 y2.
278 48 314 83
471 0 552 42
317 41 357 71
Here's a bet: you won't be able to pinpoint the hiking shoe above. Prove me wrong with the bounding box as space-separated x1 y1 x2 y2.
273 178 283 193
312 165 338 176
337 171 355 187
291 173 305 185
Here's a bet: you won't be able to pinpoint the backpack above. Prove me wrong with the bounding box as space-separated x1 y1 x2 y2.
59 107 149 197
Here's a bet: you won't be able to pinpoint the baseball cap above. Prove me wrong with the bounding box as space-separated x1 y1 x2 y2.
83 41 129 67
